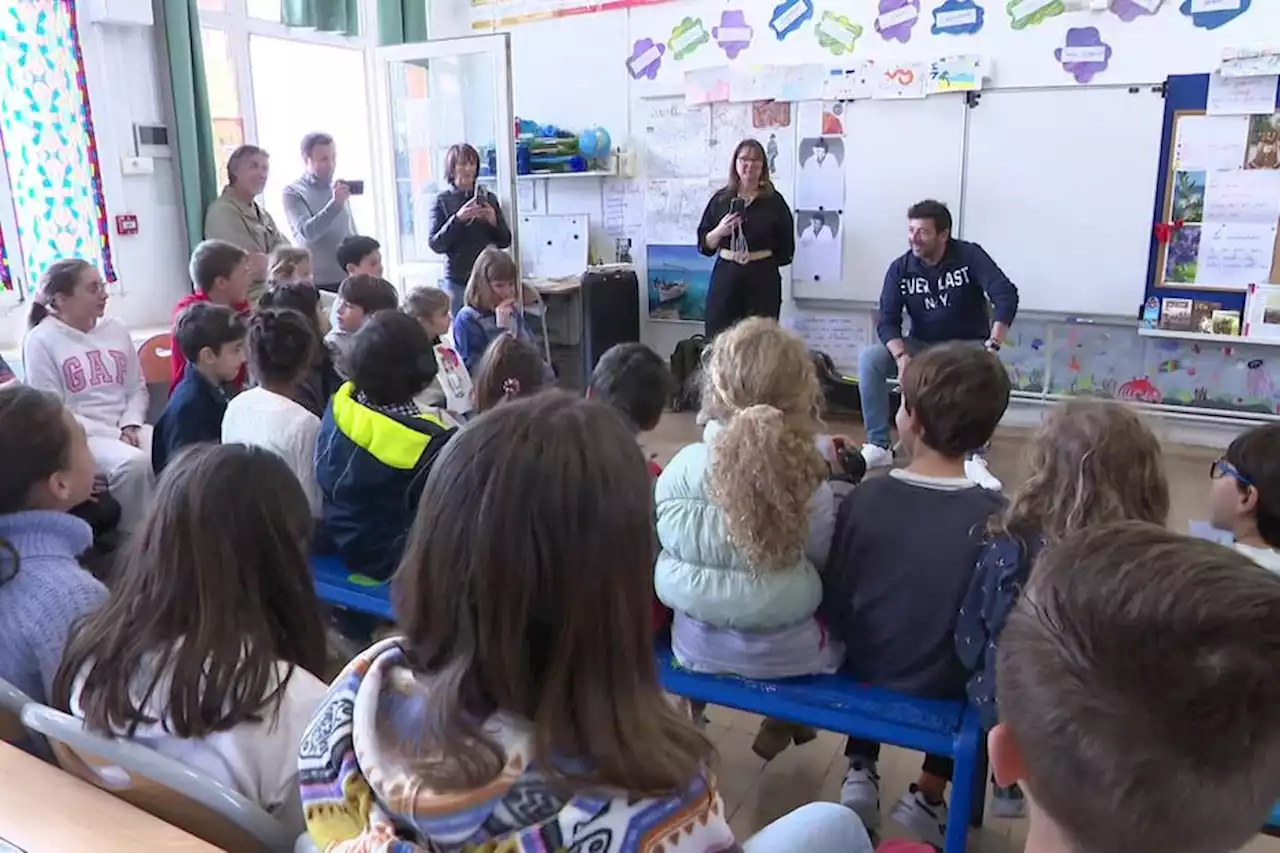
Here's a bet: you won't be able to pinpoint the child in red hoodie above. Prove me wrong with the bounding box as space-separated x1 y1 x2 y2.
171 240 252 393
587 342 674 631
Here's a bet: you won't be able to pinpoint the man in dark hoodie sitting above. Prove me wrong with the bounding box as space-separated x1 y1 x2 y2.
856 199 1018 491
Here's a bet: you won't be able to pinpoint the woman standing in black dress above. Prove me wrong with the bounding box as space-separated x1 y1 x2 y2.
696 139 795 339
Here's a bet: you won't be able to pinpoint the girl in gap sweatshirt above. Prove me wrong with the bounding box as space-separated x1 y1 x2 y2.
22 259 154 536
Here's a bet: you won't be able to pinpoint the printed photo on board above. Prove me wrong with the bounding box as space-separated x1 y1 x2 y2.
794 210 843 284
797 136 845 211
1246 113 1280 170
646 244 713 323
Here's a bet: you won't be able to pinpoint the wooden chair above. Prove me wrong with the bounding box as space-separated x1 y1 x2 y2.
21 704 298 853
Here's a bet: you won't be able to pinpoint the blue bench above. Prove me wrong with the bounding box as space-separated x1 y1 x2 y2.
656 642 986 853
310 555 394 621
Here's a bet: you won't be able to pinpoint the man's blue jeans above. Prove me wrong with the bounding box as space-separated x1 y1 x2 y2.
857 338 992 450
857 338 926 449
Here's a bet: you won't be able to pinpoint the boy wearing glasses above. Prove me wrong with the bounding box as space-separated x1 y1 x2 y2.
1209 423 1280 572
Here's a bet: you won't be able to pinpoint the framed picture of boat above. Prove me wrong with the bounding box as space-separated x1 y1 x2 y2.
646 244 713 322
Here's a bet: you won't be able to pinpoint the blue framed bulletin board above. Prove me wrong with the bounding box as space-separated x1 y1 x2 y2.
1144 73 1280 321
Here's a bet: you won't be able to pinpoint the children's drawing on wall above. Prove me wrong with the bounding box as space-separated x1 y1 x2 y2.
712 10 754 59
1054 27 1112 84
794 211 842 285
1164 225 1201 283
1246 114 1280 170
796 136 844 211
646 244 713 322
1171 170 1206 222
626 38 666 80
668 16 711 60
769 0 813 40
710 102 796 186
814 10 862 56
752 100 791 129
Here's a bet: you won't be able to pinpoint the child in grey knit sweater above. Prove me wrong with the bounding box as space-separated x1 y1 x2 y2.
0 386 106 724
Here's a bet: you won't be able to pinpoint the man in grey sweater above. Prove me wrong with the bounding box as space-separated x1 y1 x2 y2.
282 132 357 291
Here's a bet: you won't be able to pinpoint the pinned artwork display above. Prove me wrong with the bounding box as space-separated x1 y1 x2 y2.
1055 28 1112 84
627 38 666 80
932 0 985 34
822 64 875 100
796 136 845 211
875 0 920 43
770 0 813 40
685 67 732 105
874 61 928 99
1220 46 1280 78
1206 72 1279 116
647 244 714 322
644 179 715 245
1196 221 1278 288
1111 0 1163 21
1171 170 1206 223
753 101 792 129
794 210 844 286
928 55 983 93
814 10 863 56
712 10 754 59
1246 114 1280 170
642 99 712 179
1179 0 1250 31
668 17 710 60
710 100 797 185
1006 0 1065 29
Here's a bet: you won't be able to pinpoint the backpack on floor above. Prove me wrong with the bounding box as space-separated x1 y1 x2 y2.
670 335 706 413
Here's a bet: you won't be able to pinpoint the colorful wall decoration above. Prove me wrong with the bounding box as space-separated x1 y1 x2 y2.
0 0 115 289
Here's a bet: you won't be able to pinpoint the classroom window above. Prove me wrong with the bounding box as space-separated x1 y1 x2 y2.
0 0 115 299
196 1 377 234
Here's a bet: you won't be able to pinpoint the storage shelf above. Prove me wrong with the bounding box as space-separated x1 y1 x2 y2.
480 167 617 181
1136 327 1280 347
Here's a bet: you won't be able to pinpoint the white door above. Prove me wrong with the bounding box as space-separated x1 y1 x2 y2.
371 35 517 295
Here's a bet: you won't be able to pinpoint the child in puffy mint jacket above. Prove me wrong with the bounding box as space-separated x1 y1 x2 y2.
654 317 843 760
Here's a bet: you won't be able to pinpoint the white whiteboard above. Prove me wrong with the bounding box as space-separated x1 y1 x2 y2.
961 86 1165 319
793 95 968 303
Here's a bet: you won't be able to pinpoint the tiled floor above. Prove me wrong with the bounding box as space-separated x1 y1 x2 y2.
641 412 1280 852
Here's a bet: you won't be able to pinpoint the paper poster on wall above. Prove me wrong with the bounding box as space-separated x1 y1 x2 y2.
875 0 921 43
814 11 863 57
753 101 791 128
1172 114 1249 171
1221 45 1280 78
822 64 873 100
932 0 985 34
603 179 645 239
770 0 813 40
1246 114 1280 170
873 61 928 99
1179 0 1250 32
794 211 843 286
643 99 711 179
928 55 983 93
1008 0 1065 29
1203 170 1280 223
1243 283 1280 340
1165 225 1201 284
647 244 713 322
1207 72 1279 115
796 136 844 211
685 67 731 105
1055 28 1112 84
627 38 667 80
710 101 796 185
711 10 754 59
1196 221 1278 288
1171 170 1206 222
1111 0 1162 21
785 311 871 368
645 178 715 245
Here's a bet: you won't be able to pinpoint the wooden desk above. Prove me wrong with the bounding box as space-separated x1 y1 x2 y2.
0 741 220 852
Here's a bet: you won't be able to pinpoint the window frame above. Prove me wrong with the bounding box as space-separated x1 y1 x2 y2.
196 0 386 244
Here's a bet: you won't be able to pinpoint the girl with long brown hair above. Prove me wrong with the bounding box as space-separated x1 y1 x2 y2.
955 397 1170 815
695 138 795 339
654 318 840 760
298 391 870 852
54 443 330 833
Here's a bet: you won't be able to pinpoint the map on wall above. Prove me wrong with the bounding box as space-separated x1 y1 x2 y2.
471 0 676 29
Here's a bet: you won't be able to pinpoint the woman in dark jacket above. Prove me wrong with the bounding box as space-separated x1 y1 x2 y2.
428 143 512 314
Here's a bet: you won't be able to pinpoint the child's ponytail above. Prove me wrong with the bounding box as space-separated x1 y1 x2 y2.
28 258 94 329
706 403 827 570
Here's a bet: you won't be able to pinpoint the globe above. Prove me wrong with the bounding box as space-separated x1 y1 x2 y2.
578 126 612 161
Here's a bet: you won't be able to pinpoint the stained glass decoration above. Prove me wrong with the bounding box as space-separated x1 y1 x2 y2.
0 0 115 294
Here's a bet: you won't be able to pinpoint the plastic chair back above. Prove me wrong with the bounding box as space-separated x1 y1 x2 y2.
137 334 173 385
20 704 296 852
0 675 32 745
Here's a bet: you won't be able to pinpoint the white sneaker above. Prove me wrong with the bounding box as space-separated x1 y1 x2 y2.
965 455 1003 491
839 761 882 830
889 785 949 848
860 443 894 470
